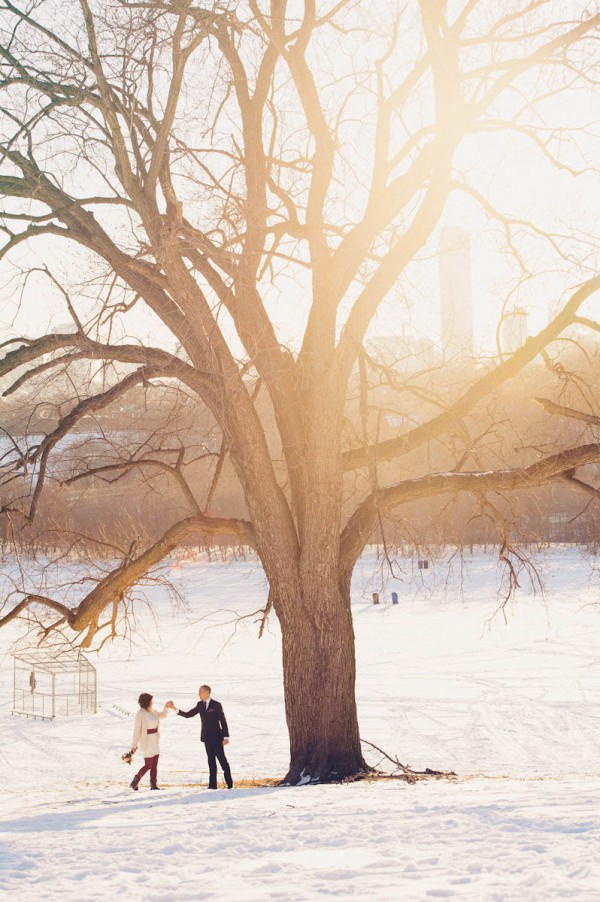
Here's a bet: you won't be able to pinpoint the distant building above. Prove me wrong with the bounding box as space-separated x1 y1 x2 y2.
51 323 76 334
439 227 473 361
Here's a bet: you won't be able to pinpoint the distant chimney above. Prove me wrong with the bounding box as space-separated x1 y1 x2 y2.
439 226 473 360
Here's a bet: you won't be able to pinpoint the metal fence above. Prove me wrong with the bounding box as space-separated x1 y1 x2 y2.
12 650 97 720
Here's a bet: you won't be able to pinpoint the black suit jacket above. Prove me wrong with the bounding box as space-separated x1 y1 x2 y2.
177 698 229 743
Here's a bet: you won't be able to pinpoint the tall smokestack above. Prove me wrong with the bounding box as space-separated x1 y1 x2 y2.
439 226 473 360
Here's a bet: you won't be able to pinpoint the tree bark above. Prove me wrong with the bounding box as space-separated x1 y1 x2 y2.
278 580 368 784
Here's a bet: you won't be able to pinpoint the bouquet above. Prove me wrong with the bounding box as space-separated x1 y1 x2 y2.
121 749 135 765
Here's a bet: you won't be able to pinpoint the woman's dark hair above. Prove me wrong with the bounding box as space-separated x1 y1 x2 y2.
138 693 153 710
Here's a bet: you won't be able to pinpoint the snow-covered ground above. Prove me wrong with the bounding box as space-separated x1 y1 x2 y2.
1 546 600 900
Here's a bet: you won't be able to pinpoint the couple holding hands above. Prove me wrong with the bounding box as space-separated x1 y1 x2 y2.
129 684 233 791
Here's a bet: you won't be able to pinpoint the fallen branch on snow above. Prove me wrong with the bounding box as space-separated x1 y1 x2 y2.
360 739 457 782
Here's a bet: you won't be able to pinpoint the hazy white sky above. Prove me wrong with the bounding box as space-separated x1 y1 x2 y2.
0 1 598 358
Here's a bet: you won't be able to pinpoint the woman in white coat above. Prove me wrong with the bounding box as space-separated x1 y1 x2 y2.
130 692 170 790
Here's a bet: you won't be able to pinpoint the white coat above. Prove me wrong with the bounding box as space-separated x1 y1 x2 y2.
131 706 169 758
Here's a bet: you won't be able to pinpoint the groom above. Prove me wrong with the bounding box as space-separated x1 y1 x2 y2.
168 685 233 789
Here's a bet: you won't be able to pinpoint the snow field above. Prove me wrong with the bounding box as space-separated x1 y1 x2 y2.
1 546 600 900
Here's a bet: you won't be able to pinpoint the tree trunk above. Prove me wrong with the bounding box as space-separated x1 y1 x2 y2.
278 581 369 784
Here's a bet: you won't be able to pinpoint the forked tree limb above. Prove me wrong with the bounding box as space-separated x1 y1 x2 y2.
0 512 256 640
342 276 600 472
0 333 207 395
340 442 600 571
360 739 456 780
0 595 73 630
64 457 206 517
2 363 190 519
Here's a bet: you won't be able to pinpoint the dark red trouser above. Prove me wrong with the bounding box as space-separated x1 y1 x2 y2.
135 754 159 784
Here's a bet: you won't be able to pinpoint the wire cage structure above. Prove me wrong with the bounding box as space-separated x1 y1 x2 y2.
12 648 97 720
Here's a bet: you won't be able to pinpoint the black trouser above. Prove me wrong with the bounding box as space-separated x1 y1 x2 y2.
204 739 232 788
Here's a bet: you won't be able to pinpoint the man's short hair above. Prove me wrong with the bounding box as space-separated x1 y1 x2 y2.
200 684 211 693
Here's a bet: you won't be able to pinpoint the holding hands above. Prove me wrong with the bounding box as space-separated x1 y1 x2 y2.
165 700 176 710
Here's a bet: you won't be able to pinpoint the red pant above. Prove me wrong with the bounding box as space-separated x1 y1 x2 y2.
135 754 159 784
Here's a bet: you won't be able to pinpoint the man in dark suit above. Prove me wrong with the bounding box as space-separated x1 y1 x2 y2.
168 685 233 789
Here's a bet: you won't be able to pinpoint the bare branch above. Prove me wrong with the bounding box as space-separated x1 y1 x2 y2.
343 276 600 471
341 442 600 571
534 398 600 428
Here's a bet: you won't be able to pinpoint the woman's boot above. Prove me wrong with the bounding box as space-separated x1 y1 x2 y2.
130 776 140 791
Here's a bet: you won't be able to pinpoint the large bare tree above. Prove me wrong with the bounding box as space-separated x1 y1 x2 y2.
1 0 599 782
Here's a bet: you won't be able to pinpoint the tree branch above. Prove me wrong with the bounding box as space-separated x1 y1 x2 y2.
342 276 600 471
534 398 600 428
1 512 256 641
340 442 600 571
